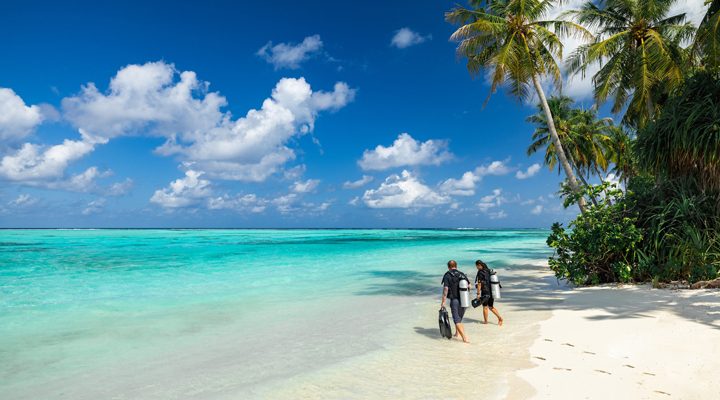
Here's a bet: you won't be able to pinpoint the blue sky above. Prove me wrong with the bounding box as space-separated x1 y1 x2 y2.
0 0 706 228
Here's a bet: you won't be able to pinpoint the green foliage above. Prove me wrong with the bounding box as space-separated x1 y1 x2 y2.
548 183 642 284
562 0 694 127
548 178 720 285
635 70 720 191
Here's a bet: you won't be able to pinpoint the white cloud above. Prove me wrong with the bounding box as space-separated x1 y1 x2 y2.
104 178 135 196
477 188 505 212
516 163 541 179
358 133 453 171
150 167 213 208
390 28 431 49
8 194 39 207
362 170 450 208
314 199 335 212
82 198 105 215
0 88 44 143
520 199 535 206
348 196 359 206
531 205 544 215
488 210 507 219
283 164 306 181
439 159 513 196
63 61 355 183
343 175 374 189
475 159 513 176
0 133 107 184
208 193 267 213
290 179 320 193
257 35 324 70
439 171 480 196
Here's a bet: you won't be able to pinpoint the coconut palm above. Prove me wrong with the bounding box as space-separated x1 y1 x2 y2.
606 127 636 189
689 0 720 71
563 0 696 128
526 95 615 206
446 0 593 213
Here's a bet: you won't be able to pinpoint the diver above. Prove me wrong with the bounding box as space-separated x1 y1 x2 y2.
440 260 472 343
475 260 503 326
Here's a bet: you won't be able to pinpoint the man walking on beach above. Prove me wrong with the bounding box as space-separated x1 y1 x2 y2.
475 260 503 326
441 260 472 343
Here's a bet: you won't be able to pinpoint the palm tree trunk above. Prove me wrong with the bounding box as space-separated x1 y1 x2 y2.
531 73 588 214
568 153 598 207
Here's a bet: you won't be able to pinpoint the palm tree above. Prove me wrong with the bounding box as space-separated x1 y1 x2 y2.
689 0 720 71
526 95 615 206
563 0 696 128
446 0 592 213
606 127 636 189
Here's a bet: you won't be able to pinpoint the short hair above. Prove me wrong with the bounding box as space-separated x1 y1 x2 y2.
475 260 487 267
447 260 457 269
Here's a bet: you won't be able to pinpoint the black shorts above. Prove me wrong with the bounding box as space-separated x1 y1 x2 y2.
481 295 494 308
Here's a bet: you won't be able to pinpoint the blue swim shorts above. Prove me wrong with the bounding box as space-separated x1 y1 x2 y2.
449 299 465 324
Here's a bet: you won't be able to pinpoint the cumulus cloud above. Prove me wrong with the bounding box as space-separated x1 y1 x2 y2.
0 88 44 143
390 28 431 49
439 158 513 196
104 178 136 196
516 163 541 179
8 194 39 207
283 164 306 181
477 188 505 212
150 167 213 208
62 61 355 183
520 199 535 206
0 132 105 183
439 171 480 196
290 179 320 193
82 198 105 215
358 133 453 171
362 170 450 208
208 193 267 213
488 210 507 219
476 159 513 176
348 196 359 206
257 35 324 70
531 205 544 215
343 175 374 189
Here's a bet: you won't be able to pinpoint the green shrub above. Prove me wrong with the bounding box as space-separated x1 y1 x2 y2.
547 178 720 285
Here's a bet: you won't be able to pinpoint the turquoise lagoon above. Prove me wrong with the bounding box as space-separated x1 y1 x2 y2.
0 229 552 398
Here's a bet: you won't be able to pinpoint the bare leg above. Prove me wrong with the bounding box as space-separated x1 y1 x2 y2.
455 323 469 343
489 307 503 326
482 306 489 324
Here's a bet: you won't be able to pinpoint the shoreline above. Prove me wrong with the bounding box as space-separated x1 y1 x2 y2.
260 261 720 399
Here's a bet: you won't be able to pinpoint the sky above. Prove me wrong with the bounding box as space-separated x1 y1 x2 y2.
0 0 708 228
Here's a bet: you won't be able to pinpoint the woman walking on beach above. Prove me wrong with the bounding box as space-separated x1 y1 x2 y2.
475 260 503 326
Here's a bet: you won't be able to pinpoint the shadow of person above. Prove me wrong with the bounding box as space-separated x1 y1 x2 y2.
414 326 443 339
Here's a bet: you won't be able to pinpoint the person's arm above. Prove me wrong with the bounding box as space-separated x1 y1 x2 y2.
441 285 448 308
476 277 482 298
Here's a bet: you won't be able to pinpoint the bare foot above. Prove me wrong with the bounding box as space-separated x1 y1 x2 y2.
498 318 503 326
463 339 470 343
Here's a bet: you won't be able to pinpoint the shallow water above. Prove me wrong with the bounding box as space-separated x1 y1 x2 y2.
0 229 553 399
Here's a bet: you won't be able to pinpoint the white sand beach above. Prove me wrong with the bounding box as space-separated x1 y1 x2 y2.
262 261 720 399
518 281 720 399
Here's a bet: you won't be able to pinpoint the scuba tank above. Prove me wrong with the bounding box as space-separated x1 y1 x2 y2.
490 270 501 299
459 278 471 308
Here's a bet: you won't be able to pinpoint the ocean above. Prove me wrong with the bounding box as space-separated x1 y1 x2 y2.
0 229 554 399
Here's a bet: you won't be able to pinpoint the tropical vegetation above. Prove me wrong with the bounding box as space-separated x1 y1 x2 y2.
448 0 720 285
